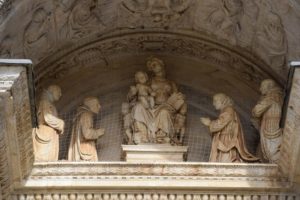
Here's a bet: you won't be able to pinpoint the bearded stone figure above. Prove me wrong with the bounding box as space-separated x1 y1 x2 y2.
33 85 65 162
252 79 283 164
123 57 187 145
68 97 105 161
201 93 259 163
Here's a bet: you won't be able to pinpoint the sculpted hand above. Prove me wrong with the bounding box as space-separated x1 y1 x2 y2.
200 117 211 126
96 128 105 138
59 121 65 134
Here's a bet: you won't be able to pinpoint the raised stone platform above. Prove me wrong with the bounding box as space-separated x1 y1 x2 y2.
122 144 188 163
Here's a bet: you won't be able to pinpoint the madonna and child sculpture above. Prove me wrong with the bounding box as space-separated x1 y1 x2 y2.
122 57 187 145
122 57 188 162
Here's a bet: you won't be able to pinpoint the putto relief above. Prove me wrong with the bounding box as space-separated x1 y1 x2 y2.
122 57 187 145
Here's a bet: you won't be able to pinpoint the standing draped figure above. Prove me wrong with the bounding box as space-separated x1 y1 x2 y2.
33 85 64 162
201 93 259 163
252 79 283 164
68 97 105 161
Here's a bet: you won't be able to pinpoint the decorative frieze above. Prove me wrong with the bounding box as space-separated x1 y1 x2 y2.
13 192 300 200
35 32 279 89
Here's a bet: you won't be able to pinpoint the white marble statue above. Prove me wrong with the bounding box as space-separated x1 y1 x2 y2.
33 85 65 162
201 93 259 163
123 57 187 145
68 97 105 161
252 79 283 164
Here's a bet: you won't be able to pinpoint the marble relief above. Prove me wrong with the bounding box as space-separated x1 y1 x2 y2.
33 85 65 162
252 79 283 164
32 61 284 164
123 57 187 145
200 93 259 163
68 97 105 161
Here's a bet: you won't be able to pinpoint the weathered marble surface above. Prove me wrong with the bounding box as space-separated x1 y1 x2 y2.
252 79 283 164
201 93 259 163
0 0 300 77
123 57 187 145
68 97 104 161
122 144 188 162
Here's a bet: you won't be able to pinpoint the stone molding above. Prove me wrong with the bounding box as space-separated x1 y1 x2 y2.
30 162 279 178
34 31 282 89
16 162 288 191
13 191 300 200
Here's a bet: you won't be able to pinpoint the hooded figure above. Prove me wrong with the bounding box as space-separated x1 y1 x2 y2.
201 93 259 163
68 97 104 161
252 79 283 163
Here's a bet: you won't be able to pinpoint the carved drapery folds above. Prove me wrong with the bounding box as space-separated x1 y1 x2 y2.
68 97 105 161
252 79 283 164
200 93 259 163
60 0 106 40
33 85 64 162
123 57 187 145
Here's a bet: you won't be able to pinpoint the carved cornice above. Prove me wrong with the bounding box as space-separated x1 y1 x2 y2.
17 162 289 191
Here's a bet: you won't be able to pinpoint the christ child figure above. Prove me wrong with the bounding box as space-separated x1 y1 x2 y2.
134 71 155 109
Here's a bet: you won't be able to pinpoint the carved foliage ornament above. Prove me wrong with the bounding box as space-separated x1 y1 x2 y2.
35 34 267 87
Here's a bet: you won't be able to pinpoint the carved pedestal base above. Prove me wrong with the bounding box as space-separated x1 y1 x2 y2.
122 144 188 163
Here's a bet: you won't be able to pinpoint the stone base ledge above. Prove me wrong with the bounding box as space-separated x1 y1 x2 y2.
122 144 188 162
16 162 290 191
